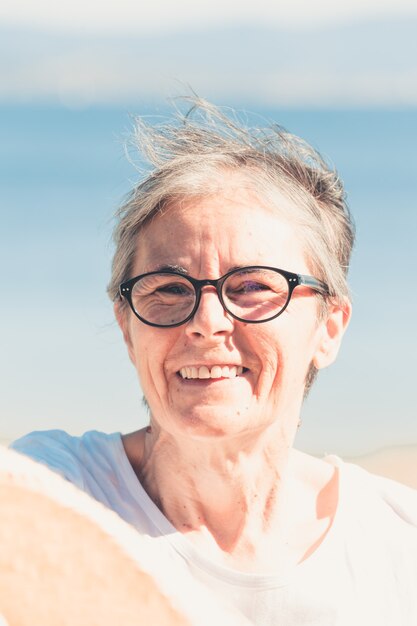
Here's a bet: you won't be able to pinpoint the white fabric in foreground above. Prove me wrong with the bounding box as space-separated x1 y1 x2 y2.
11 430 417 626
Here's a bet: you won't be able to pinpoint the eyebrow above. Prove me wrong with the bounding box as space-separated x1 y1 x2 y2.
152 263 190 274
227 265 260 273
151 264 264 276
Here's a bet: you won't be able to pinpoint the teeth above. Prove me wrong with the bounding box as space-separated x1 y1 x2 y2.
211 366 222 378
179 365 244 379
221 365 230 378
199 366 210 379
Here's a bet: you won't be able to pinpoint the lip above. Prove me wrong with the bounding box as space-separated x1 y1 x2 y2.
176 375 249 385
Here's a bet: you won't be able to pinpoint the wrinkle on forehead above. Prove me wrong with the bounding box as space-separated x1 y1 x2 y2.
133 188 310 278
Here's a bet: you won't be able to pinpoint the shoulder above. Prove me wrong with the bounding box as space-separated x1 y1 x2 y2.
334 459 417 611
333 456 417 520
9 430 121 491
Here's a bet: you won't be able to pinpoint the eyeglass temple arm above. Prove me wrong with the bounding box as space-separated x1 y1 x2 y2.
297 274 330 295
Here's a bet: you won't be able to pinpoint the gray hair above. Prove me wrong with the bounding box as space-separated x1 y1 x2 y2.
108 98 355 312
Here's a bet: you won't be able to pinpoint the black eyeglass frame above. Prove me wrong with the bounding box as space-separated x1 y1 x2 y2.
119 266 330 328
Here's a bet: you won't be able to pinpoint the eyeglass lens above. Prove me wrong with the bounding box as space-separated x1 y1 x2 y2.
129 269 290 326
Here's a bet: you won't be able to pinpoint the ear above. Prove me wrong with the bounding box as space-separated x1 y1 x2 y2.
114 301 137 366
313 299 352 370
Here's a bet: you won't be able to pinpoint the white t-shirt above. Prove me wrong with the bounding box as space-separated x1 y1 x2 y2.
10 430 417 626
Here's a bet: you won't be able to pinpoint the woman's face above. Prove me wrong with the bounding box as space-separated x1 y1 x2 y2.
117 185 349 442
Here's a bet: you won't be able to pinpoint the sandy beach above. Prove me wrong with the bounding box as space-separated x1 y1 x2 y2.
347 444 417 490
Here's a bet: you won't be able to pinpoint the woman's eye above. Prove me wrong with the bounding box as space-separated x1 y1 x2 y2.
234 281 271 293
157 283 191 295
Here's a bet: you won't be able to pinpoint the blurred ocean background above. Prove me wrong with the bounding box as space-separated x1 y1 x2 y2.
0 1 416 471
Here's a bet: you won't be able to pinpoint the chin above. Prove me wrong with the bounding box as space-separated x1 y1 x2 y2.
165 403 262 440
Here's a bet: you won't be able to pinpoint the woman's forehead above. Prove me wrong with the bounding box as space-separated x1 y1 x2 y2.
145 185 299 233
133 192 310 276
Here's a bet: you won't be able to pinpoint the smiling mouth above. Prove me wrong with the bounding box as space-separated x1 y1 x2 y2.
178 365 247 380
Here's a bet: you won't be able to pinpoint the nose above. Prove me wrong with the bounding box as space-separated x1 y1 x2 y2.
184 286 234 339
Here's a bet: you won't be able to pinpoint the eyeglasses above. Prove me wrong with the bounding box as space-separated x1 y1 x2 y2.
119 266 330 328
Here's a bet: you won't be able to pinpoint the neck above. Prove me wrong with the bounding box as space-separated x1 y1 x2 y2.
123 419 339 573
125 420 301 558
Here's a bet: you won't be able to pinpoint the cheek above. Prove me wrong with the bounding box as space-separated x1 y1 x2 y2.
243 327 282 384
127 323 158 379
247 321 318 390
130 327 179 396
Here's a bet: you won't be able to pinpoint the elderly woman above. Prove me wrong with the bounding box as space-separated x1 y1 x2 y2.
11 101 417 625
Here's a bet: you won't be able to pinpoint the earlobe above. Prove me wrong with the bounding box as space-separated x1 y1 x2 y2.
114 302 136 365
313 299 352 370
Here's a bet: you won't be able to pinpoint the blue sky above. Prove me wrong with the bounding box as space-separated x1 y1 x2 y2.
0 2 416 107
2 0 417 32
